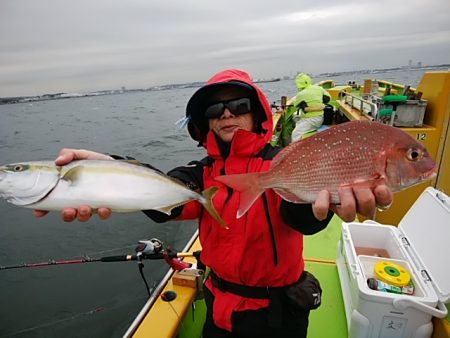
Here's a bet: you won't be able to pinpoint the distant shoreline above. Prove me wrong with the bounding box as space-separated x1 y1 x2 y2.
1 64 448 105
0 81 205 105
316 64 449 78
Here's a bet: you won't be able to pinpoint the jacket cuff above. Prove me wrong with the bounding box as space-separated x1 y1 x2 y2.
280 201 333 235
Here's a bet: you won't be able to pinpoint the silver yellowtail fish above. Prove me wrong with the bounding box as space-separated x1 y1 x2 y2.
216 120 437 218
0 160 227 228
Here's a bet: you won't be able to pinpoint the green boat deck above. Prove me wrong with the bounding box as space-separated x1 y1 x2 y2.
304 215 348 338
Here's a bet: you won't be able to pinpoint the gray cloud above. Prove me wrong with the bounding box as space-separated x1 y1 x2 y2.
1 0 449 96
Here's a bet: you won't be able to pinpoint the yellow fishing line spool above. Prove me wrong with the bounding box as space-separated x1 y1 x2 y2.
374 261 411 287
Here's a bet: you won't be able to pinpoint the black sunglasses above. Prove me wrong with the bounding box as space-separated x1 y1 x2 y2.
204 98 252 119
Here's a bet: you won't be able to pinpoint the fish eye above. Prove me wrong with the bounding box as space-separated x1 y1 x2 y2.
14 165 24 171
407 148 421 161
5 164 29 172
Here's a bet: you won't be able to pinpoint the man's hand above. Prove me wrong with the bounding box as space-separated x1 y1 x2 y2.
33 148 113 222
312 185 393 222
34 205 112 222
55 148 113 166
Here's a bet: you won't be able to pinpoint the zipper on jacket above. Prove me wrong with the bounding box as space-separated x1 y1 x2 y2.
221 166 233 203
262 193 278 266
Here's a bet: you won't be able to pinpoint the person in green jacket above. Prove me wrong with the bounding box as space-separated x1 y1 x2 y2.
292 73 331 141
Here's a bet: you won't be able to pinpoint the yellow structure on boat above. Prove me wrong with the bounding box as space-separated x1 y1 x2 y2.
336 71 450 226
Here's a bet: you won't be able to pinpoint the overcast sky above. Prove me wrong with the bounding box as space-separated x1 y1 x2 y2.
1 0 449 97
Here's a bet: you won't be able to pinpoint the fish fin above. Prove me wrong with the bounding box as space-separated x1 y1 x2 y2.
271 137 308 167
215 173 264 219
200 186 229 229
271 145 295 167
120 160 165 174
61 166 84 184
155 203 185 215
274 188 306 203
122 159 141 165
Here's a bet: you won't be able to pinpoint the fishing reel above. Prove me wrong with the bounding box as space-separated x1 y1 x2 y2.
135 238 163 258
134 238 193 297
134 238 164 297
134 238 191 270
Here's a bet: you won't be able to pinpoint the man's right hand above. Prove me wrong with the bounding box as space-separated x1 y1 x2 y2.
33 148 113 222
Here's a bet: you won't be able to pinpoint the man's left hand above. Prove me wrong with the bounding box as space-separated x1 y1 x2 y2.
312 185 393 222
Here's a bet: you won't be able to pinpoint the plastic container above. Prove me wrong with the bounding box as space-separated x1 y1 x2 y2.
374 96 428 127
336 187 450 338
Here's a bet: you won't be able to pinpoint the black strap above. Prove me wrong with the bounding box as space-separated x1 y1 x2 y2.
209 271 285 327
210 270 286 299
262 193 278 266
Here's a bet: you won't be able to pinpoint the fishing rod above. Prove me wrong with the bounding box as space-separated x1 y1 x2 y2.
1 238 202 296
0 238 198 270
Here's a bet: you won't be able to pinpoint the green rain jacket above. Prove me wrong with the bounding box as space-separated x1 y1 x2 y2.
293 73 331 118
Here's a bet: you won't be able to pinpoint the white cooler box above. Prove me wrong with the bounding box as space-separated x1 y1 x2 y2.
336 187 450 338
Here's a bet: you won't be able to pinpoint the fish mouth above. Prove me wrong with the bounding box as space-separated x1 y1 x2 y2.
421 167 438 180
397 167 438 191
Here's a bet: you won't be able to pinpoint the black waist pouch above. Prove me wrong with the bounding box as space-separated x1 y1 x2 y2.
323 104 335 125
284 271 322 311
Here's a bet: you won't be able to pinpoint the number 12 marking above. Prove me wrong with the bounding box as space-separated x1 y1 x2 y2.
416 133 427 141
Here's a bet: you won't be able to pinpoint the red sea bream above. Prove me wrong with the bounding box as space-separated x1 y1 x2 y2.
216 120 437 218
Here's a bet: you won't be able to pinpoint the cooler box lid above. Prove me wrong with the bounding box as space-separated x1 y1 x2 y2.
399 187 450 303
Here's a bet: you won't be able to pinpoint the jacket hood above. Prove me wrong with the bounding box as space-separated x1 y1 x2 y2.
295 73 312 91
186 69 273 148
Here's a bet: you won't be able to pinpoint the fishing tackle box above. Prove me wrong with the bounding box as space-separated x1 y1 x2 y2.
336 187 450 338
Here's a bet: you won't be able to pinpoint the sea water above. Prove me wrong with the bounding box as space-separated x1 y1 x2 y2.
0 68 430 337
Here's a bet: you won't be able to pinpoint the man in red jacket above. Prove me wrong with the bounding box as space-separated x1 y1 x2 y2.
35 69 393 337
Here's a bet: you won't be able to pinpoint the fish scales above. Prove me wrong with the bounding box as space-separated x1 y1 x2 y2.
267 123 388 202
216 120 437 218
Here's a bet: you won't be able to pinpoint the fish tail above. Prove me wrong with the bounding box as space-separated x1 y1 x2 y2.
215 173 264 218
201 186 229 229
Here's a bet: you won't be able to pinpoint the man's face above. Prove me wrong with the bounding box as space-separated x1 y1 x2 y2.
207 88 257 143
